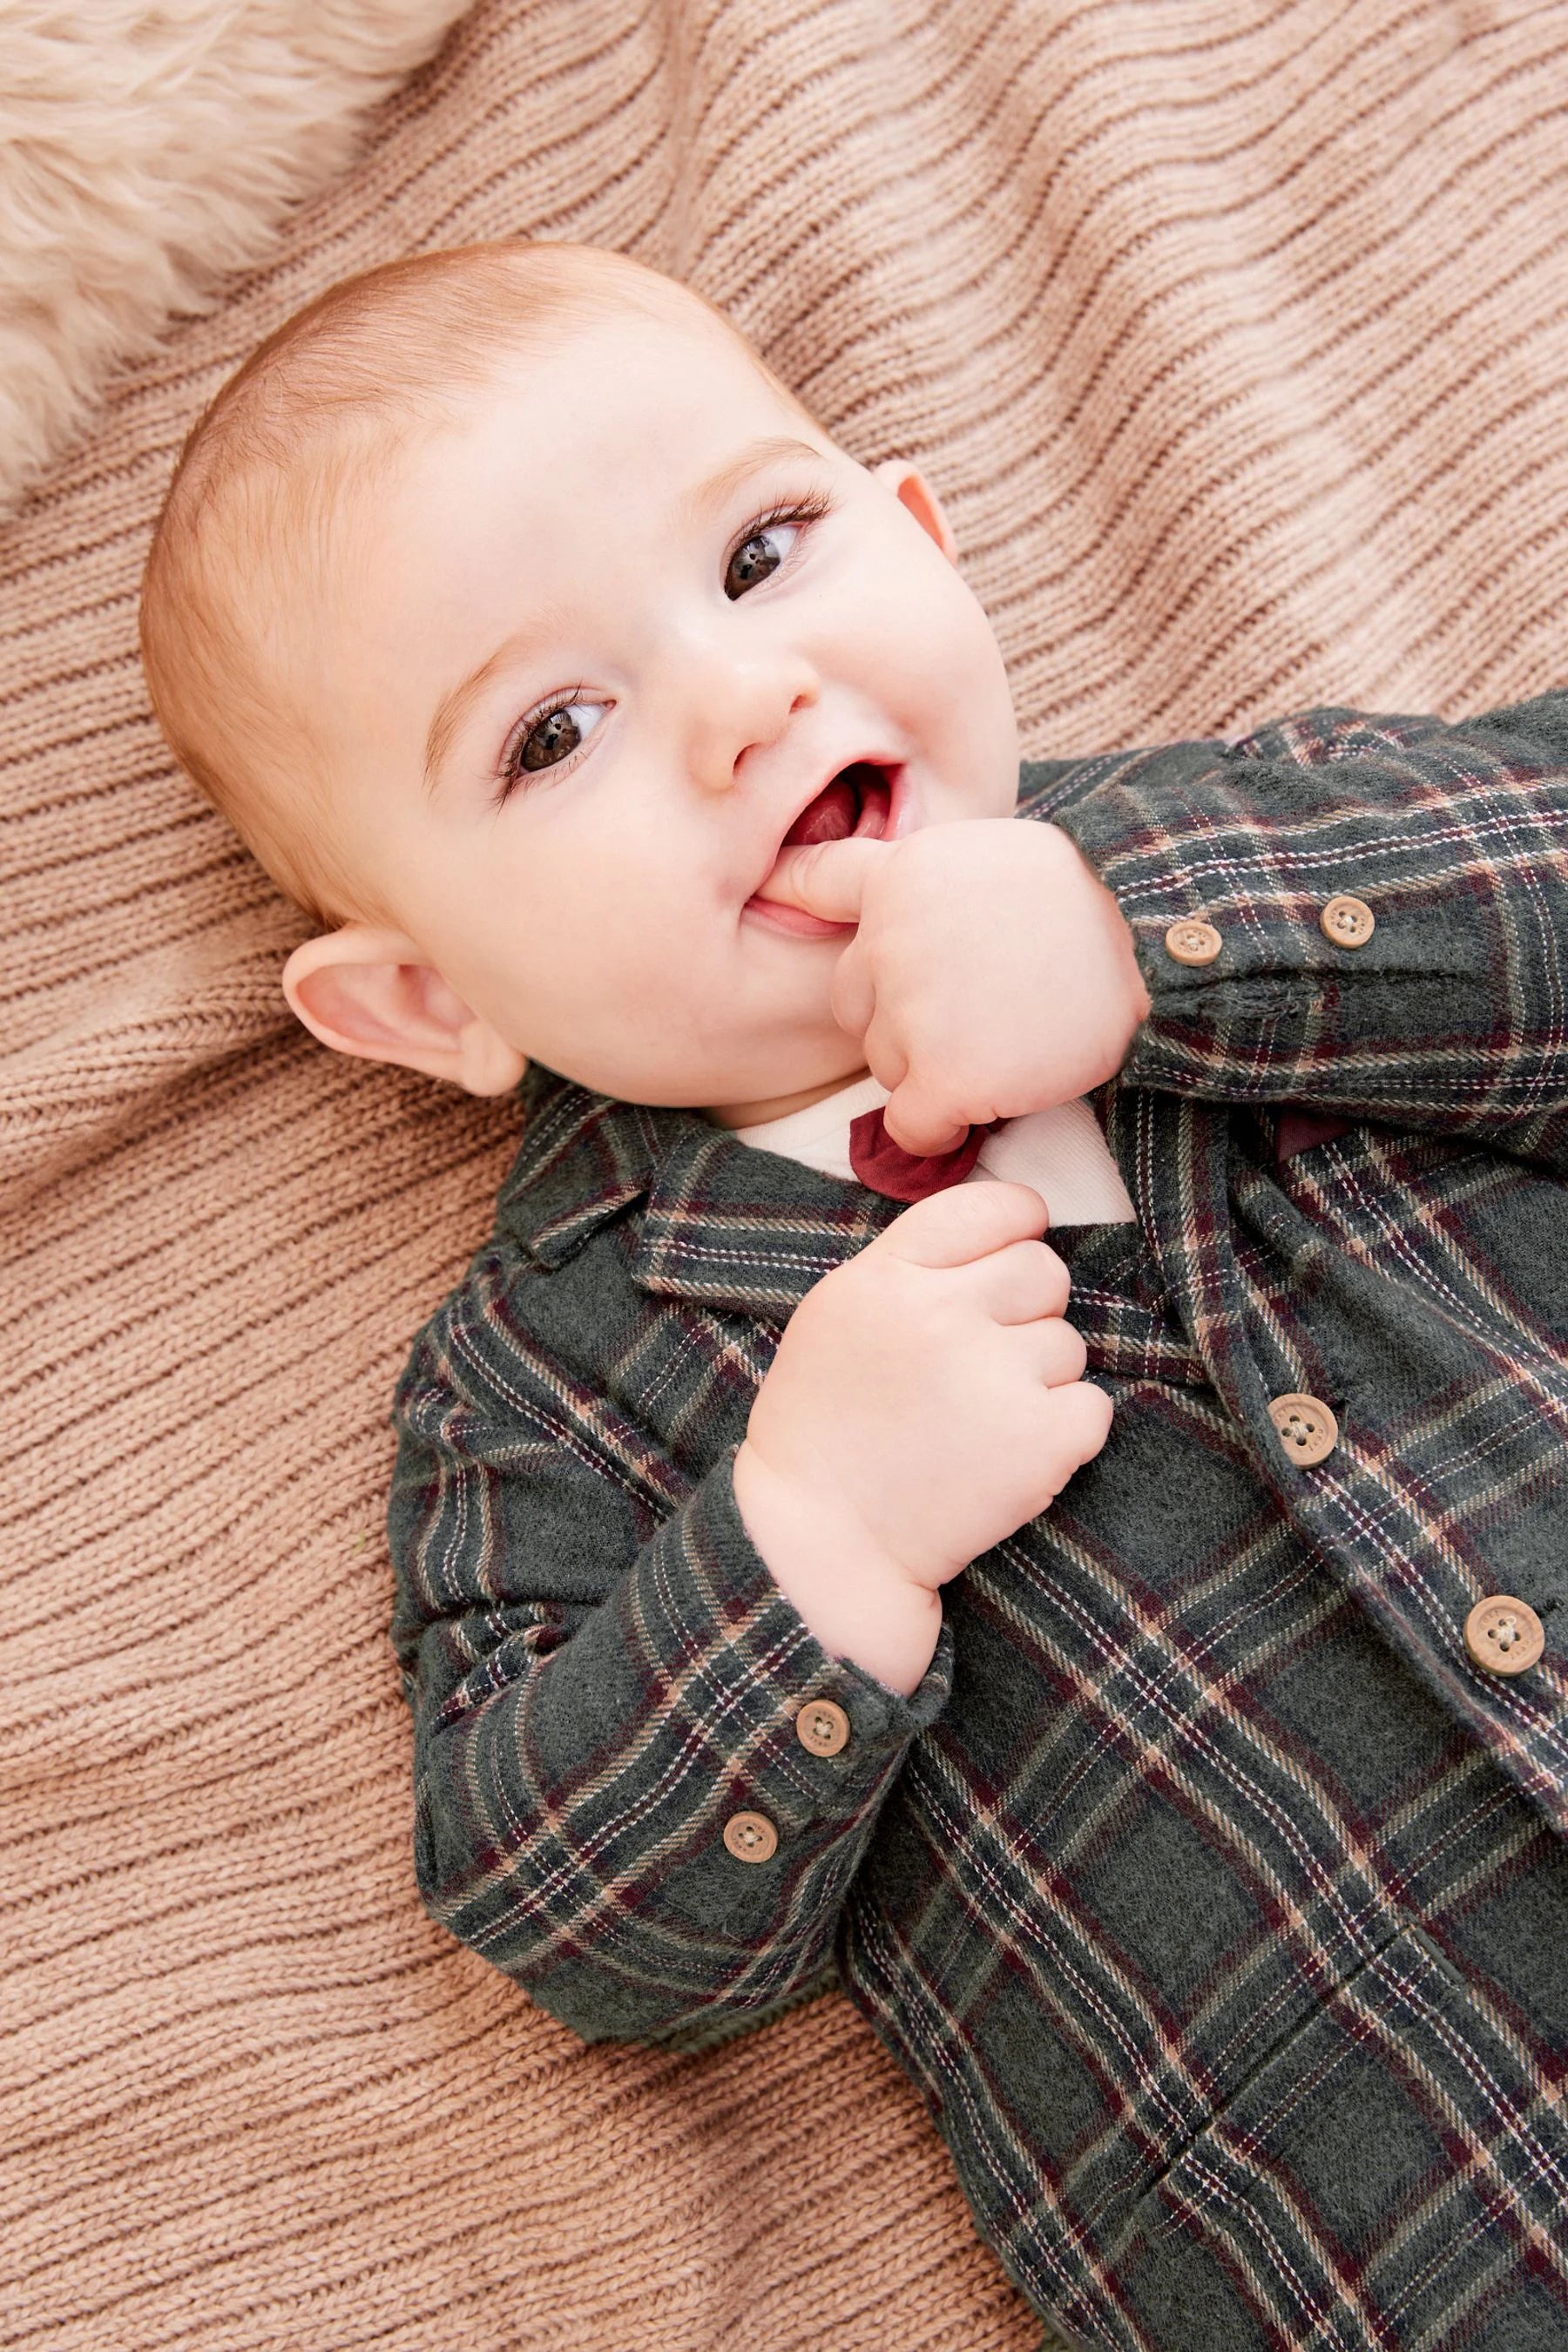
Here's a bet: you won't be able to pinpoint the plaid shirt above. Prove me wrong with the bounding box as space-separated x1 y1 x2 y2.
389 693 1568 2352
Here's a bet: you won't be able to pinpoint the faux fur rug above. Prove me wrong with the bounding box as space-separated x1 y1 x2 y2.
0 0 471 518
6 3 1568 2348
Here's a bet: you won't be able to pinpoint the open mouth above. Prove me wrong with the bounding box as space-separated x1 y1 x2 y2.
745 759 902 936
779 760 895 850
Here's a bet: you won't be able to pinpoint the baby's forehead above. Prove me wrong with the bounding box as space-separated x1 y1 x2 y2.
308 315 829 603
202 285 769 575
269 333 801 659
408 302 813 470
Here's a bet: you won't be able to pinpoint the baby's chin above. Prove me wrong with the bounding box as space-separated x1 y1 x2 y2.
697 1036 873 1128
573 916 869 1117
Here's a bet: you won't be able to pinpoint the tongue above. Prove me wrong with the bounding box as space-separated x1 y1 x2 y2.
782 774 860 848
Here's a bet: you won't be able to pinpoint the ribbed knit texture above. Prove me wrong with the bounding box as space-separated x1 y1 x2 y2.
5 3 1568 2345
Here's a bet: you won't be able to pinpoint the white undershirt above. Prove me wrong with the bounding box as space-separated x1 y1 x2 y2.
731 1073 1136 1226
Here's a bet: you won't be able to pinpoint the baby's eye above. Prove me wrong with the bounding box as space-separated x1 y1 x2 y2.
517 697 605 774
724 518 801 600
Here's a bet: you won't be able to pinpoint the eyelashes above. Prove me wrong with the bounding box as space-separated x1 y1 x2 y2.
738 491 832 555
491 489 834 805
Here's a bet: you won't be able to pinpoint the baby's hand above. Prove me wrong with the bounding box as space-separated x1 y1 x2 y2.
763 817 1151 1155
733 1182 1113 1690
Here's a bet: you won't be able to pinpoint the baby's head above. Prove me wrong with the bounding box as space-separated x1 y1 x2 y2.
140 242 1019 1122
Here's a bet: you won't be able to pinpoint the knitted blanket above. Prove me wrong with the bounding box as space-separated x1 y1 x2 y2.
6 3 1568 2346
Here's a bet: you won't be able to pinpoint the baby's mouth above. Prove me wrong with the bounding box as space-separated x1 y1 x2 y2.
746 761 897 936
779 760 893 850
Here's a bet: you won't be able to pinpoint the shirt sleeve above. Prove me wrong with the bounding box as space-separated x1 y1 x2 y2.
1040 690 1568 1172
387 1269 953 2051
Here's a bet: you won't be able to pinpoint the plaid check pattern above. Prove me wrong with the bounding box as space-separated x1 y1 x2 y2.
389 693 1568 2352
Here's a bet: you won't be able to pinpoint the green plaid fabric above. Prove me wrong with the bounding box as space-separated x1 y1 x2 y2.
389 693 1568 2352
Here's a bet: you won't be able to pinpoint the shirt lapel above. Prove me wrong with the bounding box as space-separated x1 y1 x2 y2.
632 1117 898 1316
497 1062 895 1313
498 1064 1204 1382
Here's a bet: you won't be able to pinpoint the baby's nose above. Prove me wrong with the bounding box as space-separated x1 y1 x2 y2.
680 643 819 788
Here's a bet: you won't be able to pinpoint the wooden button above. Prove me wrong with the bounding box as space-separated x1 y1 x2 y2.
1463 1595 1544 1676
1320 894 1375 948
1164 918 1222 966
722 1811 778 1862
1267 1392 1338 1468
795 1698 850 1756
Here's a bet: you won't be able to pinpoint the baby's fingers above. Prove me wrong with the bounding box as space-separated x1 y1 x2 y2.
1012 1315 1088 1389
763 835 887 921
1050 1379 1115 1468
876 1181 1049 1268
972 1238 1071 1326
829 934 875 1045
880 1069 972 1158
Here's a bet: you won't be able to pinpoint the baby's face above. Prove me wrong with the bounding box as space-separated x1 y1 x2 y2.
299 308 1019 1114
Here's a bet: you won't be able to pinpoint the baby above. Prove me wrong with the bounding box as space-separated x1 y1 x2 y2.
140 242 1568 2352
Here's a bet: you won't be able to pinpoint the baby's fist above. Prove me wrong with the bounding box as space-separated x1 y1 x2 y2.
764 818 1151 1156
738 1180 1113 1596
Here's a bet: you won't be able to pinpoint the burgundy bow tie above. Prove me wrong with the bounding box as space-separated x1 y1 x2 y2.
848 1106 1003 1201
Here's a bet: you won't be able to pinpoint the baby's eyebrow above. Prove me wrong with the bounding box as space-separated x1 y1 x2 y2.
679 433 828 527
424 631 537 795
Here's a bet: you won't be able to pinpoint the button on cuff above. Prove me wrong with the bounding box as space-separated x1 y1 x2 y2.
795 1697 851 1756
722 1811 779 1863
1320 893 1375 947
1464 1596 1544 1676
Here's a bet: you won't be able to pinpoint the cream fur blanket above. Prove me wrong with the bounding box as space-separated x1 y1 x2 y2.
6 3 1568 2349
0 0 470 517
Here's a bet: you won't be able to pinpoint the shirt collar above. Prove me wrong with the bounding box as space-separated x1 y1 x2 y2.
494 1061 899 1316
490 1064 1200 1398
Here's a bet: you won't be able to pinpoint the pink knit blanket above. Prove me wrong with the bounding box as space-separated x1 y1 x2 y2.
7 3 1568 2343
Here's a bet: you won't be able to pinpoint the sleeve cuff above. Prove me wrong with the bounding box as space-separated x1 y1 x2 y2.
1044 730 1492 1105
497 1444 953 1888
416 1446 954 2039
625 1444 955 1774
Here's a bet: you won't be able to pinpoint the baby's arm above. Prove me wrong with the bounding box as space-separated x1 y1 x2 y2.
389 1185 1107 2051
1042 687 1568 1171
392 1317 930 2051
766 687 1568 1167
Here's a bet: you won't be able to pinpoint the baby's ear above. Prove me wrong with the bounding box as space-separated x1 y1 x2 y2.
281 925 525 1097
872 459 959 563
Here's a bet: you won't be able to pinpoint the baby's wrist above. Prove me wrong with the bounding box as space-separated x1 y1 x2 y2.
732 1443 941 1697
